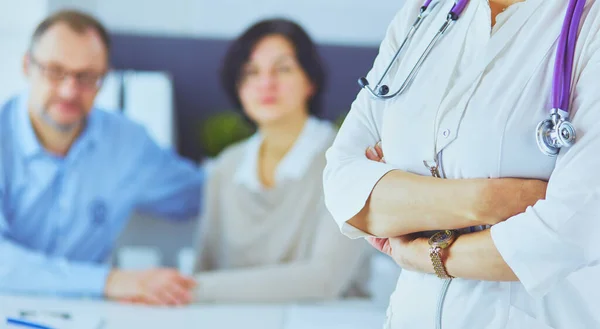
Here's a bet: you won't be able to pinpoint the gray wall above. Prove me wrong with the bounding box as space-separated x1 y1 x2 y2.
113 213 197 268
48 0 404 46
0 1 48 102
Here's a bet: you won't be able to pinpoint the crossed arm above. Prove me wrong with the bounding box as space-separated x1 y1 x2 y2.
357 144 547 282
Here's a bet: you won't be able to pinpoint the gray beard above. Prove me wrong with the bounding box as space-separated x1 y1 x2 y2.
39 105 83 133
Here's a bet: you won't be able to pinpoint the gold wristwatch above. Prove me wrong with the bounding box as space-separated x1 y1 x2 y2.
428 230 458 279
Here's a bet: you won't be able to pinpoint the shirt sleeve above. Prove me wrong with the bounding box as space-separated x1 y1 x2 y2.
323 5 420 238
490 42 600 298
134 128 205 220
0 208 110 297
192 201 371 303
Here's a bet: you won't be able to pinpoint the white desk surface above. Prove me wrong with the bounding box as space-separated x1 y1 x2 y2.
0 295 386 329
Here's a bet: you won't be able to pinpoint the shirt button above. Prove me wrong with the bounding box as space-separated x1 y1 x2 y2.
442 129 451 138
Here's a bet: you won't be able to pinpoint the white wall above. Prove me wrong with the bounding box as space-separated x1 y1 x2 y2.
48 0 405 46
0 0 48 103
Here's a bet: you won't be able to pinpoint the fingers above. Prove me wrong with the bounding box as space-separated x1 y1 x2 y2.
155 286 185 306
366 236 379 247
366 237 390 254
164 281 193 305
174 274 197 290
126 288 180 307
366 146 380 161
374 141 384 160
145 271 194 306
366 142 386 163
111 269 195 307
117 296 139 304
139 290 165 306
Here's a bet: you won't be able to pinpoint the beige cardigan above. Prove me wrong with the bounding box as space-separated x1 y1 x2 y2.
192 124 371 303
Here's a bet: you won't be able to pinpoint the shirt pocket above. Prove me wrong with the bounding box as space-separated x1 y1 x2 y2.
506 306 555 329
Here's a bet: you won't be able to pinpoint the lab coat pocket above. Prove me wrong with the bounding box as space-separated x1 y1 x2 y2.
506 306 555 329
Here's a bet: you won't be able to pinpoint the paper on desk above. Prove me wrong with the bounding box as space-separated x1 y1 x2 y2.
1 309 105 329
283 304 385 329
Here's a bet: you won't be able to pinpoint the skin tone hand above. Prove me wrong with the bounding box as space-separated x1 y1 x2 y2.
365 234 425 273
104 269 196 306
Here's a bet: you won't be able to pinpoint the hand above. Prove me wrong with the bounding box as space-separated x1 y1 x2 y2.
366 235 429 272
366 141 385 163
104 269 196 306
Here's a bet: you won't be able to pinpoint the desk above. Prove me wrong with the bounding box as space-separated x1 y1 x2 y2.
0 295 386 329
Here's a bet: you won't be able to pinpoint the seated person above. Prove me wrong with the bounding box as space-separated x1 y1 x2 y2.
0 10 203 306
192 19 371 303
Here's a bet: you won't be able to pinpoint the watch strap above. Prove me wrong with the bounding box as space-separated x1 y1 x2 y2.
429 246 453 279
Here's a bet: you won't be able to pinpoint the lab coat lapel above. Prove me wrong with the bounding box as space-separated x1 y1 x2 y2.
432 0 565 153
437 0 546 111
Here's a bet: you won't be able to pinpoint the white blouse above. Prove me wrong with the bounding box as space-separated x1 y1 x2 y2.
235 116 336 191
324 0 600 328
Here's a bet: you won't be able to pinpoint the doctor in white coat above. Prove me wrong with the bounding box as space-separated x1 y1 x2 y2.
324 0 600 328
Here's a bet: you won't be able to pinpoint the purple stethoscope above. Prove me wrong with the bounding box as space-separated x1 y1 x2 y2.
359 0 586 157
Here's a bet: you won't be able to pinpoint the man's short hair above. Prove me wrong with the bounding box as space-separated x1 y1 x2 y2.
30 9 111 56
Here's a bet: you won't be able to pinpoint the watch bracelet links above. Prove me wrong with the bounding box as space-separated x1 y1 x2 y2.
430 247 453 279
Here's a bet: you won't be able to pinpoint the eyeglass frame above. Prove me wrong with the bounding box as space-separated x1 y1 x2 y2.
28 53 108 90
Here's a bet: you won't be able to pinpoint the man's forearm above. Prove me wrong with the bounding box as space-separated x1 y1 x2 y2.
347 170 546 237
0 239 110 296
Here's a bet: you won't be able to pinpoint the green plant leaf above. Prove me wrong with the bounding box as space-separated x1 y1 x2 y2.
198 111 254 158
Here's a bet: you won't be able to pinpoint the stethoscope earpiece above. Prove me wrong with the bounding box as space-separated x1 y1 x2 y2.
358 77 369 89
378 85 390 96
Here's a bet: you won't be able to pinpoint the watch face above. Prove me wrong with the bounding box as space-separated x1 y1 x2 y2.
430 230 455 247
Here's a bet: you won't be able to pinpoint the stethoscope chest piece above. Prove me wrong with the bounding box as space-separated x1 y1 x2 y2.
535 112 577 157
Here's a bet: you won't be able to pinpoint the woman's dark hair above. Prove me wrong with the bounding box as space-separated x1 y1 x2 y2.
220 18 326 117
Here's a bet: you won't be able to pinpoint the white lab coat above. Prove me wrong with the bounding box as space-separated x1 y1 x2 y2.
323 0 600 328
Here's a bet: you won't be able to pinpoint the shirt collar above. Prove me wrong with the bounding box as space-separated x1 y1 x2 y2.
14 91 103 161
492 1 525 34
234 116 335 191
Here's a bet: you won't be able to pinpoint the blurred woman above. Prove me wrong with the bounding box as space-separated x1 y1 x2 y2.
192 19 370 303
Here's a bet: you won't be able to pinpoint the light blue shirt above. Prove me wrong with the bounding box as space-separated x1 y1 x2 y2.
0 94 204 298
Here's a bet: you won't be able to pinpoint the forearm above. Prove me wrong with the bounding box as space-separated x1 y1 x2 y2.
349 171 545 237
0 239 110 297
408 230 518 281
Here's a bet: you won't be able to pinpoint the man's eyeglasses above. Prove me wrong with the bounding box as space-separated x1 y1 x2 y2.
29 55 106 90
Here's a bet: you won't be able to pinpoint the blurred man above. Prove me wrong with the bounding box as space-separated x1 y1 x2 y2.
0 10 201 306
